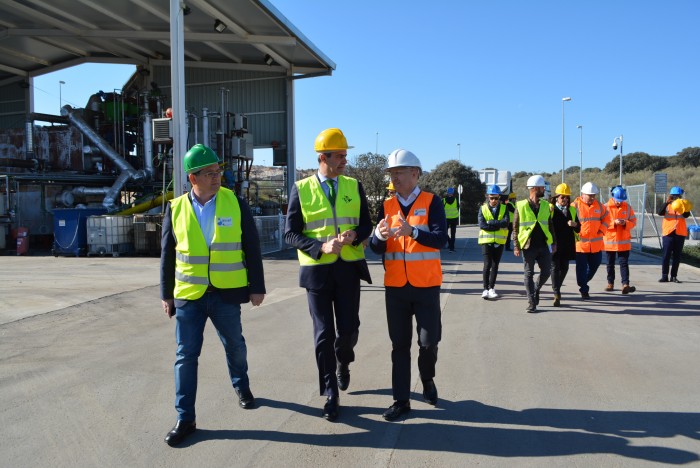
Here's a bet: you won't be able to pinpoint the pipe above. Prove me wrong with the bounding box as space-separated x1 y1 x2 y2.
25 121 34 155
28 113 69 124
116 191 173 215
202 107 209 148
143 110 154 178
190 112 198 145
0 158 38 170
61 105 147 211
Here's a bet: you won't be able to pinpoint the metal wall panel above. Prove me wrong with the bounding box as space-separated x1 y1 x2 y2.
0 84 29 130
152 66 288 150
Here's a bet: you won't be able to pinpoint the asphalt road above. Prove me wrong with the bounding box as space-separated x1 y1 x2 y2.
1 226 699 467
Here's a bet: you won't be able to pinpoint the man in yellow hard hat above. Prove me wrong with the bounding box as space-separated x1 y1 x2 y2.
161 144 266 446
549 183 579 306
284 128 372 422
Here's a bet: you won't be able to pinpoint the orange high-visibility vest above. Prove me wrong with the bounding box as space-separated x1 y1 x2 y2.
662 205 688 237
574 197 610 253
604 200 636 252
384 192 442 288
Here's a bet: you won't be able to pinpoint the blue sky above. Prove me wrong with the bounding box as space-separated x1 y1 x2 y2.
34 1 699 174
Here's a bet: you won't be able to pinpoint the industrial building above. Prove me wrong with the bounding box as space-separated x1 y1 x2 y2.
0 0 334 255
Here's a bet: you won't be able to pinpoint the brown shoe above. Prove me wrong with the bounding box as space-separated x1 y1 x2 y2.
605 283 614 292
553 294 561 307
622 284 636 294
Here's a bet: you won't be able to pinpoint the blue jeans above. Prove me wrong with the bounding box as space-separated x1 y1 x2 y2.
174 293 248 421
576 251 602 294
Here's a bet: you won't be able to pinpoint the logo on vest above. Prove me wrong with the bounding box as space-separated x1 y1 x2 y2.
413 208 426 216
342 195 352 203
217 217 233 227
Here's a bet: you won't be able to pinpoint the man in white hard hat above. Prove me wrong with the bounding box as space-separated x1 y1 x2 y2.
284 128 372 422
370 149 448 421
573 182 610 299
512 175 556 313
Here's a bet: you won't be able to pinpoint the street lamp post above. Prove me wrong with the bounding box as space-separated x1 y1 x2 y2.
561 97 572 183
375 132 379 154
613 135 623 185
577 125 583 193
457 143 461 162
59 80 66 110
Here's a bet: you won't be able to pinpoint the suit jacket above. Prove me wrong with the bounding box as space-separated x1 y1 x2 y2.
284 176 372 290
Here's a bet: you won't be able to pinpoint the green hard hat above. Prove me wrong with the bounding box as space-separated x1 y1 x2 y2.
183 144 221 173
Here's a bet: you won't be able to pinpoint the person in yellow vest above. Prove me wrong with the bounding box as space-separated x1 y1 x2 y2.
512 175 556 313
284 128 372 422
604 186 637 293
658 185 692 282
549 183 579 306
370 149 447 421
573 182 611 299
442 187 459 252
478 184 510 299
160 144 266 447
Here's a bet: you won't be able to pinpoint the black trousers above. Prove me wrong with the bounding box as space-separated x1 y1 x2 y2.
550 253 571 295
446 218 458 250
482 243 504 290
306 276 360 398
386 285 441 402
661 233 685 279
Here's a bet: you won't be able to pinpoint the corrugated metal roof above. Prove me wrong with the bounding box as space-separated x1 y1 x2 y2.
0 0 335 85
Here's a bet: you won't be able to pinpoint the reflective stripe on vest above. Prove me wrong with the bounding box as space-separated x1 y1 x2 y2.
515 199 553 248
384 192 442 287
171 188 247 300
443 198 458 219
478 203 508 245
296 175 365 265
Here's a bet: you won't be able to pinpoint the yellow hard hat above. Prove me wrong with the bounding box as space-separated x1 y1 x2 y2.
555 183 571 196
387 182 395 191
508 192 516 200
671 199 685 213
314 128 354 153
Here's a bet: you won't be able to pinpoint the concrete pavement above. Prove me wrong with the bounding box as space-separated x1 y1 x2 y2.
1 225 700 467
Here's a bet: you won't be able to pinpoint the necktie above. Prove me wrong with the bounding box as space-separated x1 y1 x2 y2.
326 179 336 206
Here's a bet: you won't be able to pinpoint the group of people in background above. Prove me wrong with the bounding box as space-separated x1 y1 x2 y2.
469 175 693 313
158 129 694 445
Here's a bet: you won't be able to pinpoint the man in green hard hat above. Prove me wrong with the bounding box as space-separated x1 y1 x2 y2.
160 144 266 446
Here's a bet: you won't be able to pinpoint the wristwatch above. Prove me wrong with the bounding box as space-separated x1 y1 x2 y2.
412 226 419 238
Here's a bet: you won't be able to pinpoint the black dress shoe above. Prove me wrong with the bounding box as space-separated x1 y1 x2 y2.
422 380 438 405
580 291 590 300
164 420 196 447
671 277 682 283
323 396 339 421
382 400 411 421
236 388 256 409
337 363 350 391
658 277 668 283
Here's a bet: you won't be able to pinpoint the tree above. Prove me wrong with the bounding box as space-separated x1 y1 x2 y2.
345 152 388 221
605 152 668 173
669 147 700 168
420 159 485 223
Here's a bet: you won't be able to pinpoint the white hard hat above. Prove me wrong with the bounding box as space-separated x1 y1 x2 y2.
581 182 600 195
526 175 546 188
385 149 422 170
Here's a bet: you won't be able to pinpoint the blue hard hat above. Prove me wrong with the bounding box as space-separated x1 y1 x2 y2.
447 187 455 195
611 185 627 202
486 184 501 195
670 186 684 196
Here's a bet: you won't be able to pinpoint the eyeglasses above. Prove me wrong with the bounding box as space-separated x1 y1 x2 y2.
488 196 500 200
196 169 223 179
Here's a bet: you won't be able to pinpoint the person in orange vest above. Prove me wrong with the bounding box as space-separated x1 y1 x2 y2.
658 185 692 283
573 182 611 299
604 186 637 294
370 149 447 422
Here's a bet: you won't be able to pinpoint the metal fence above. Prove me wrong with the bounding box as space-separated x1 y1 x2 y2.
624 184 647 251
254 214 285 254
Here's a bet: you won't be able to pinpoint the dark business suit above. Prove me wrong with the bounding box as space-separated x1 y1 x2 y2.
284 176 372 398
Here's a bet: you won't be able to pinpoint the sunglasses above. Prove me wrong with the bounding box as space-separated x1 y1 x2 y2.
488 196 500 200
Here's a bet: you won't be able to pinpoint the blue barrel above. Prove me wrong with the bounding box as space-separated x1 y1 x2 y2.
689 225 700 241
52 208 107 256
